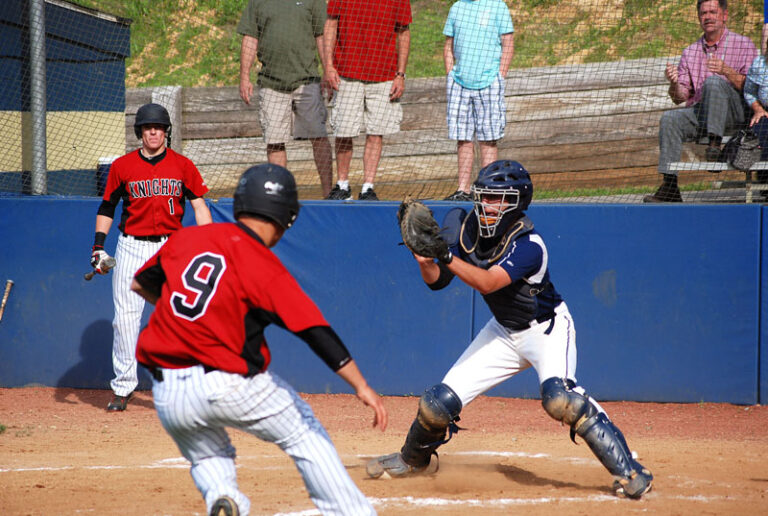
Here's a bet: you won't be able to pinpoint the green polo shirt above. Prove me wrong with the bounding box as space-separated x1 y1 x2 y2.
237 0 326 92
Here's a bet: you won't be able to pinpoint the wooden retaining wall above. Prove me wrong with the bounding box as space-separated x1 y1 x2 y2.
126 57 679 198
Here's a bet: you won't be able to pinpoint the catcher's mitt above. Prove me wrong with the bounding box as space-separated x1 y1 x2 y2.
397 199 453 263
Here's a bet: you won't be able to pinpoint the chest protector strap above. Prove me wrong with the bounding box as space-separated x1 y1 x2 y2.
460 215 534 268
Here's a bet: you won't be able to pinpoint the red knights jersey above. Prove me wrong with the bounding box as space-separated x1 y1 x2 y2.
103 149 209 236
135 222 330 376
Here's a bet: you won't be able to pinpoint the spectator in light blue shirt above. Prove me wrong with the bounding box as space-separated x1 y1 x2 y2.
744 54 768 188
442 0 514 202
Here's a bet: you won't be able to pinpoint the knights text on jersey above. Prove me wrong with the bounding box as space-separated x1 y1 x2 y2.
134 222 330 375
103 149 209 237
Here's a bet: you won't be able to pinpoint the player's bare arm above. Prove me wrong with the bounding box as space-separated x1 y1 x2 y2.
414 253 441 284
190 197 212 225
335 360 388 431
130 278 158 305
239 34 258 105
95 213 113 235
446 259 512 295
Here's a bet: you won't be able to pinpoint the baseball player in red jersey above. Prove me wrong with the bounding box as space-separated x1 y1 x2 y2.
131 164 388 516
90 103 212 412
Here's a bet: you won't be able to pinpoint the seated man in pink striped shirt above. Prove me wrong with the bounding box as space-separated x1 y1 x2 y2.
645 0 757 203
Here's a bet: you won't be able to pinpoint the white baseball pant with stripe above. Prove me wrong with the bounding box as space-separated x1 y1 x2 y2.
110 233 166 396
151 365 375 516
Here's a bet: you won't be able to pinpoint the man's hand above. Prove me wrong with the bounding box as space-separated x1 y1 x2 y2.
324 65 340 92
240 77 253 105
355 384 388 431
750 105 767 127
390 75 405 101
706 57 727 75
665 62 679 83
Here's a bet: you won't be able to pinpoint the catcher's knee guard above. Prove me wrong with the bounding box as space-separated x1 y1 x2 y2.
400 383 463 468
540 377 653 499
541 377 596 428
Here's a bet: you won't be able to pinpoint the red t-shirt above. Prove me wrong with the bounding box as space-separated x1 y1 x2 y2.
327 0 412 82
135 222 330 376
103 149 209 237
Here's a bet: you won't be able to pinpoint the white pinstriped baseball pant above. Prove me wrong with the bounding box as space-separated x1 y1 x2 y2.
110 233 166 396
151 366 375 516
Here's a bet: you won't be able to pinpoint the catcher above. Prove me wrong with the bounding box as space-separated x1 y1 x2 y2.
370 159 653 499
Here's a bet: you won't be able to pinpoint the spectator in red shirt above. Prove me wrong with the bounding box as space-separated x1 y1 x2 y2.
323 0 412 201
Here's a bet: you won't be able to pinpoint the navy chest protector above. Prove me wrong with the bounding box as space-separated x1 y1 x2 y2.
451 211 552 330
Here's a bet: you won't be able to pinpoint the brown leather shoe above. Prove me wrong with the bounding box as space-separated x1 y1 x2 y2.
106 392 133 412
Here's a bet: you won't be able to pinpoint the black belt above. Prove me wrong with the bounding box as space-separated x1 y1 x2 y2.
125 233 170 243
507 312 556 333
150 364 215 382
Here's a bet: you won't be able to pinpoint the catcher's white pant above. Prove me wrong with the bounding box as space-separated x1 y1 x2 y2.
151 366 375 516
443 302 584 407
110 234 166 395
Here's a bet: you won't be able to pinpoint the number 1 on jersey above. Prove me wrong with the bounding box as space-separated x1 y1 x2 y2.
168 197 175 215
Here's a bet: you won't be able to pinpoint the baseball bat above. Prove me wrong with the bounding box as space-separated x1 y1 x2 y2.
84 256 117 281
0 279 13 323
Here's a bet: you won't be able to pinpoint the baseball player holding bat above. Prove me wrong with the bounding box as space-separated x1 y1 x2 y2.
90 102 212 412
368 160 653 499
131 164 387 516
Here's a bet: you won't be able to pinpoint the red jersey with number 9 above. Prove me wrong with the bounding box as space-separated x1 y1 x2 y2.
103 149 209 237
134 222 330 376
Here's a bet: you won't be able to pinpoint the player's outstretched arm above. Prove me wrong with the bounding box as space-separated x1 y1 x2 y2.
446 259 511 295
131 278 159 305
335 360 388 431
190 197 213 225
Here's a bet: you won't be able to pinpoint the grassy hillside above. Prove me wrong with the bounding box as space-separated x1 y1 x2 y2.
74 0 764 88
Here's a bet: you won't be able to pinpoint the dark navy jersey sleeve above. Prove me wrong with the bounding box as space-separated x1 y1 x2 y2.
496 232 547 284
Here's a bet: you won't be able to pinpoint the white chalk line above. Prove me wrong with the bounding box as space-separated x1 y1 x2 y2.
0 451 748 515
0 450 579 473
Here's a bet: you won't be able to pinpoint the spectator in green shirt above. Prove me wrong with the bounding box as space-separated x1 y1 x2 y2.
238 0 333 197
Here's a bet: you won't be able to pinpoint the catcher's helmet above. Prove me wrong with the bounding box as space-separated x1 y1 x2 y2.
133 103 172 139
471 160 533 238
233 164 300 229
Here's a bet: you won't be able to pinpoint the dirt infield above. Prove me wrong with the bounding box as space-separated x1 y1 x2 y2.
1 388 766 515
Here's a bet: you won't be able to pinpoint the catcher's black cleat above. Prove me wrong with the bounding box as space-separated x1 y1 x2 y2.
613 467 653 499
366 452 437 479
210 496 239 516
106 392 133 412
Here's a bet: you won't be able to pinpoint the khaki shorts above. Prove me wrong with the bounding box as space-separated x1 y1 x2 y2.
330 78 402 137
258 83 328 144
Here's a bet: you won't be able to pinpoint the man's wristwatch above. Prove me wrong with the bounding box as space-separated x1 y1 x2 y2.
395 71 406 78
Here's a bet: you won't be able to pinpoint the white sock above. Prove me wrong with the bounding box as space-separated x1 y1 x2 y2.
361 182 374 193
337 180 349 190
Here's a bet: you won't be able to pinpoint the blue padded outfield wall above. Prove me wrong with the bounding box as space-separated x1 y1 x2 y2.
0 197 765 404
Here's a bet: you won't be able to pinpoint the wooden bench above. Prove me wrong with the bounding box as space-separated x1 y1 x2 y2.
668 161 768 203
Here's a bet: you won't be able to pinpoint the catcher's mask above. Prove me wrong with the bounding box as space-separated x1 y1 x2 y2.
133 103 172 140
233 163 300 229
471 160 533 238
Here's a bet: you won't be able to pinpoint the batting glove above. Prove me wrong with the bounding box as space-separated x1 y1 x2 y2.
90 247 111 274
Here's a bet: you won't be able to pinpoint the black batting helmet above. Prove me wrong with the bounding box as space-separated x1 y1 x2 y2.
233 164 300 229
133 103 172 139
